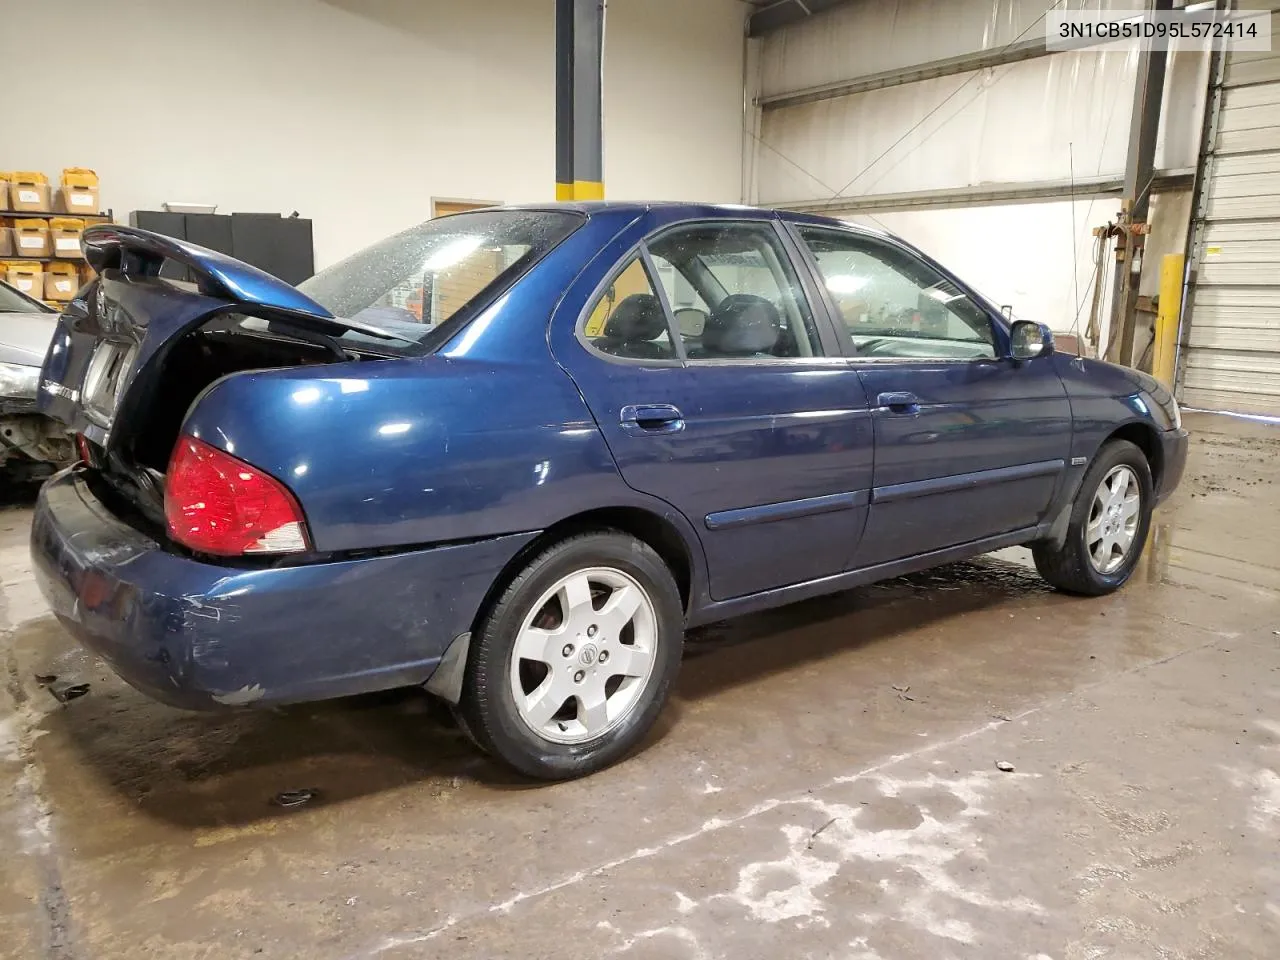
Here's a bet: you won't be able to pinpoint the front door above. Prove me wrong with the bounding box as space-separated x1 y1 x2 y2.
556 217 874 601
790 223 1072 567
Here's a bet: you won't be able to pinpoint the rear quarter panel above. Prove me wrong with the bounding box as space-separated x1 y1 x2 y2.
185 352 621 553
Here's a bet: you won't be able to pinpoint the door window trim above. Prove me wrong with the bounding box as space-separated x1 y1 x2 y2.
574 217 846 367
781 220 1013 365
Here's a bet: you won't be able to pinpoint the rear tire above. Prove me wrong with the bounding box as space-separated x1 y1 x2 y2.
1032 439 1153 596
456 530 683 780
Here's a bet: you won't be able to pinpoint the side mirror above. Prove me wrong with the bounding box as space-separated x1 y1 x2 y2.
1010 320 1054 360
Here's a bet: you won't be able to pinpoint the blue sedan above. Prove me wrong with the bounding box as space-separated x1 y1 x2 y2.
30 203 1187 779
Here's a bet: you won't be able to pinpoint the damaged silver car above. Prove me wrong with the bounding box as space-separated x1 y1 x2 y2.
1 280 74 476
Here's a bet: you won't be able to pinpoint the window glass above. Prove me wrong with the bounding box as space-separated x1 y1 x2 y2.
648 222 822 360
797 227 996 360
296 210 583 355
582 256 677 361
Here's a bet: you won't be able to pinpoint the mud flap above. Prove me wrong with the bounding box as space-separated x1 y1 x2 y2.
424 632 472 704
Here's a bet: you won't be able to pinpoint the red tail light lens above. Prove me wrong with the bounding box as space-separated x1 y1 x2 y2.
75 433 92 465
164 435 310 556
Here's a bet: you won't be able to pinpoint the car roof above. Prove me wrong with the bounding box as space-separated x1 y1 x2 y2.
490 201 889 237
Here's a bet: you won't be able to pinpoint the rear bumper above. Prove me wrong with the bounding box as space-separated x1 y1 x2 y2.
30 468 534 710
1156 427 1189 505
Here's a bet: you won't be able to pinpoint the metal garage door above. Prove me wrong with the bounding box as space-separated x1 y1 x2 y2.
1183 8 1280 415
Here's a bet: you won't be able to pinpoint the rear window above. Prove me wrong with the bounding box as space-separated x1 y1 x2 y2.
297 209 583 354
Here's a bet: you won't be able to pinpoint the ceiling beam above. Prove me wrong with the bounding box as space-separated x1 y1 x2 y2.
747 0 855 38
771 170 1196 216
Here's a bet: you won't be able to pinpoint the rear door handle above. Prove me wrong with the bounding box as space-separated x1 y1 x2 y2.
620 403 685 435
876 391 920 414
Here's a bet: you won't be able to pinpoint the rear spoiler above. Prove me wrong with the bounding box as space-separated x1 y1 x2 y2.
81 225 409 342
83 224 333 319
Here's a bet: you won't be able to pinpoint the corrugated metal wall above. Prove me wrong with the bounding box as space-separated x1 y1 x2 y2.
750 0 1209 339
1183 8 1280 415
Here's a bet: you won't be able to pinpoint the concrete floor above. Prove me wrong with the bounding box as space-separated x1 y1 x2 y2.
1 410 1278 960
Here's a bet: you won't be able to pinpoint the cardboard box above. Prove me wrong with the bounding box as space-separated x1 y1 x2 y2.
44 262 79 301
0 227 12 258
10 173 52 212
12 219 51 257
0 177 9 211
58 168 100 214
58 186 100 214
49 217 84 258
5 262 44 298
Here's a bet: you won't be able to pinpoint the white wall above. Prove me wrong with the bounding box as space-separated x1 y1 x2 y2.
6 0 746 268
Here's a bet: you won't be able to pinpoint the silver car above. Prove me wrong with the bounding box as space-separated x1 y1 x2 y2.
1 280 73 474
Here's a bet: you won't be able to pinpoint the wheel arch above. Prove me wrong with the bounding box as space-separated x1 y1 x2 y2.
1102 419 1163 490
473 505 702 636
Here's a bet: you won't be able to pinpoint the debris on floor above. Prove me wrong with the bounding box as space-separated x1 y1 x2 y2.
995 761 1016 772
46 681 90 703
272 788 319 809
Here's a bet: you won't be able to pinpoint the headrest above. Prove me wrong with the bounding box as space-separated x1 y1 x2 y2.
603 293 667 342
702 294 780 356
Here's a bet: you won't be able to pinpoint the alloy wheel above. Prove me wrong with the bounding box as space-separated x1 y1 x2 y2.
1086 464 1141 574
508 566 658 744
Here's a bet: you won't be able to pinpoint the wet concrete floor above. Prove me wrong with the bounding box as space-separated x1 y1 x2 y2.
1 410 1277 959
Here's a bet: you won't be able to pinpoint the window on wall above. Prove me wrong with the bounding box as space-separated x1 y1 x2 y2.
582 256 677 361
796 226 996 360
647 222 822 360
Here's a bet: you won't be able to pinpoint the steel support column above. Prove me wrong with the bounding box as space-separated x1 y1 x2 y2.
555 0 605 201
1106 0 1173 366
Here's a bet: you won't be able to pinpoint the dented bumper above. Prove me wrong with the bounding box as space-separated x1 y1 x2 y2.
30 468 535 710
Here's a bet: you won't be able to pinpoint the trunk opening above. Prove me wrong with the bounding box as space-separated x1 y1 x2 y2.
94 312 385 535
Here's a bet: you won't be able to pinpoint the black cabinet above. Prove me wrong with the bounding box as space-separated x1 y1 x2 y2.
129 211 315 284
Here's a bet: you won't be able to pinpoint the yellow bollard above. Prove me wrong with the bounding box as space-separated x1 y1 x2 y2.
1153 253 1184 389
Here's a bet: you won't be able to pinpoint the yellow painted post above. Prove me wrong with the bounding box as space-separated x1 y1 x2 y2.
1152 253 1184 389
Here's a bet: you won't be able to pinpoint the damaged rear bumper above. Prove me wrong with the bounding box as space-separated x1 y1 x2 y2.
30 468 534 710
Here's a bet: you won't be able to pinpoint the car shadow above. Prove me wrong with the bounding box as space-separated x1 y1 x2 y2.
23 556 1052 831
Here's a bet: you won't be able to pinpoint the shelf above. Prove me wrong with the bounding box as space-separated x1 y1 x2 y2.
0 256 85 263
0 209 112 219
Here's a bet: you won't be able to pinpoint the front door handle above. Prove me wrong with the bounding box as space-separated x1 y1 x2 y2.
620 403 685 435
876 391 920 414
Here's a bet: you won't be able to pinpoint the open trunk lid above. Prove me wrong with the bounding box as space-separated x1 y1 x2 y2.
39 225 404 444
38 226 409 532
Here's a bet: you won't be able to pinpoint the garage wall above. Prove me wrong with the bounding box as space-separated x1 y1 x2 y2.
9 0 746 268
1181 7 1280 416
750 0 1209 340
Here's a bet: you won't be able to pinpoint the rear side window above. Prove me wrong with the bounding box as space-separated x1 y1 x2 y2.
583 256 677 361
647 222 822 360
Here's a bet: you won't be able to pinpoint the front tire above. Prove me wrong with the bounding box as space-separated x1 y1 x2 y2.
1033 439 1153 596
456 531 684 780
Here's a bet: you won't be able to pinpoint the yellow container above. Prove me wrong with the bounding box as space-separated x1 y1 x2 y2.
59 167 100 214
5 261 44 298
61 168 97 189
49 217 85 258
12 218 51 257
44 261 79 301
10 172 51 212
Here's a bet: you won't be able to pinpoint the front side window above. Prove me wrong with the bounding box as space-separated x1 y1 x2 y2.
296 209 583 355
648 222 822 360
797 226 996 360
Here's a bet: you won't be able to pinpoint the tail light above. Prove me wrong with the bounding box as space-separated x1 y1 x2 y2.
164 435 310 556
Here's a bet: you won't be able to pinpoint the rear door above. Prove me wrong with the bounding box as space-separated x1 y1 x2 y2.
790 223 1072 567
554 217 874 601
